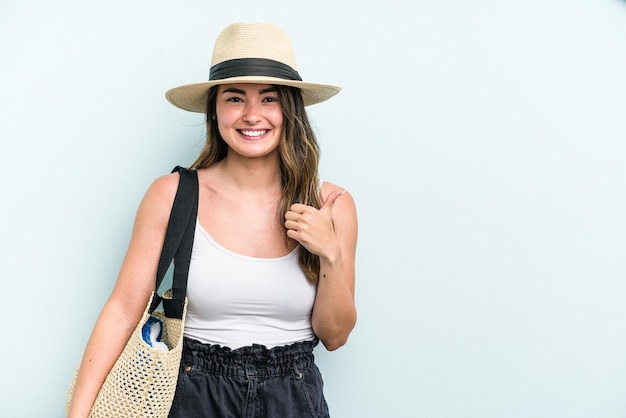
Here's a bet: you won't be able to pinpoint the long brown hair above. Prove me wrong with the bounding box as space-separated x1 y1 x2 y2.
190 85 322 284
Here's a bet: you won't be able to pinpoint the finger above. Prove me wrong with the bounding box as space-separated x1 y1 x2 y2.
284 210 300 221
321 189 346 211
284 219 299 231
286 228 299 240
289 203 309 213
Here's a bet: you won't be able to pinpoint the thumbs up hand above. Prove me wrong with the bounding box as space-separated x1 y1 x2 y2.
284 189 346 258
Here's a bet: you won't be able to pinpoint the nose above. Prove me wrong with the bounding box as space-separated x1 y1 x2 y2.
242 101 261 124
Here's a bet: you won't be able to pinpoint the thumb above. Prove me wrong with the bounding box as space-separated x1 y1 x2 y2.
321 189 346 212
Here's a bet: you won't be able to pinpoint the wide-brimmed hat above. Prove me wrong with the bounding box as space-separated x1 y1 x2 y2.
165 22 341 113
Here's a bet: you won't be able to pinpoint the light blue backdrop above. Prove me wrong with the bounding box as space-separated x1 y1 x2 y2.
1 0 625 417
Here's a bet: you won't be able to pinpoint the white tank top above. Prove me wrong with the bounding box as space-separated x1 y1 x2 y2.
183 221 317 349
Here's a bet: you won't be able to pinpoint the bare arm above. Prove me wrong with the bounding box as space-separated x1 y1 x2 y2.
284 182 358 351
66 173 180 418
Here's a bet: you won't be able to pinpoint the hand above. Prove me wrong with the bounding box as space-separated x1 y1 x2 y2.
284 189 345 258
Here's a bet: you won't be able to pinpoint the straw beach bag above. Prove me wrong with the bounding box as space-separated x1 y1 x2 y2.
66 166 198 418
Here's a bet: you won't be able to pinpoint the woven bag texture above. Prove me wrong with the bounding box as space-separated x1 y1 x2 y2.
66 290 187 418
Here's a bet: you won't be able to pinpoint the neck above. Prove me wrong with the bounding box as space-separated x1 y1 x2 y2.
218 152 282 193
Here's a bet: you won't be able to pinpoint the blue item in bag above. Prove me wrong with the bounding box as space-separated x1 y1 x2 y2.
141 315 170 352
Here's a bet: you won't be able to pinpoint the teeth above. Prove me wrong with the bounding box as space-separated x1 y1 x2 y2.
240 130 267 137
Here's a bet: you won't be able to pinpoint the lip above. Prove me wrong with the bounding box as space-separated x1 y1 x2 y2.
237 129 269 139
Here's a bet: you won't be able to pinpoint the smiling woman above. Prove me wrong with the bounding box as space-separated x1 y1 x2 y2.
65 22 357 418
214 84 284 159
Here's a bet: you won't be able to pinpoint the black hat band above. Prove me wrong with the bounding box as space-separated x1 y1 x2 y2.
210 58 302 82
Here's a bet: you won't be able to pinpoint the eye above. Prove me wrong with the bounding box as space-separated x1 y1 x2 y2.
226 96 243 103
263 96 279 103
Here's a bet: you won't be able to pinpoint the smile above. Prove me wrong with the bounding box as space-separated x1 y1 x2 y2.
239 129 268 137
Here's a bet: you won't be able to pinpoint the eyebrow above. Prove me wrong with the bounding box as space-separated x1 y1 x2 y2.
222 86 277 95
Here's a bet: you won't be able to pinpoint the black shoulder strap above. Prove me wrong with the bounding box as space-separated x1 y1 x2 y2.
149 166 198 318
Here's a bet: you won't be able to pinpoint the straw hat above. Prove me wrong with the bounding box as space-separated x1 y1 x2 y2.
165 22 341 113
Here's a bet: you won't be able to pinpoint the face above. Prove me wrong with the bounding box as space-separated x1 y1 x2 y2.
215 83 284 160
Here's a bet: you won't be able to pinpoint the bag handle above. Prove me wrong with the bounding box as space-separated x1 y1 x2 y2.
149 166 199 319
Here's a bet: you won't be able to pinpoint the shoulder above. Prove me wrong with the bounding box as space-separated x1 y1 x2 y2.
136 172 182 226
145 172 180 205
320 180 355 205
320 180 358 226
151 171 182 192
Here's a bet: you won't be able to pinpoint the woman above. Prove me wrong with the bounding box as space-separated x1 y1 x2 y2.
66 22 357 418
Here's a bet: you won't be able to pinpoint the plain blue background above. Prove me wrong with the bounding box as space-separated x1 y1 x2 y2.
1 0 625 417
